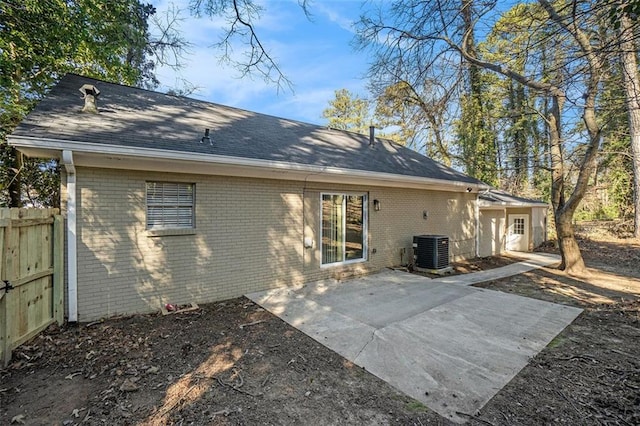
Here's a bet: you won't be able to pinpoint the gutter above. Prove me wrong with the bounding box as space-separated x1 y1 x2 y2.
478 201 549 209
8 135 490 193
61 150 78 322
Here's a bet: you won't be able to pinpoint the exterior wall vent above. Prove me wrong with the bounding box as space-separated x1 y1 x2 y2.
413 235 450 269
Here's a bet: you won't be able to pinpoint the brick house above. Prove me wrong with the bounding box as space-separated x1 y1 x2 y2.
9 74 498 321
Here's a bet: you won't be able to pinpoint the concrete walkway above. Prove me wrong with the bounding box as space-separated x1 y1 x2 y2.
247 252 582 423
433 251 560 286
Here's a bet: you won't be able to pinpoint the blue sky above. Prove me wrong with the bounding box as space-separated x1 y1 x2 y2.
152 0 370 125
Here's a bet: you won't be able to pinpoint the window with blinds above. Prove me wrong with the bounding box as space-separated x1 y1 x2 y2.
146 182 194 229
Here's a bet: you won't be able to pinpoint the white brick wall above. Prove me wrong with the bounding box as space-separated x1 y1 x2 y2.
73 167 477 320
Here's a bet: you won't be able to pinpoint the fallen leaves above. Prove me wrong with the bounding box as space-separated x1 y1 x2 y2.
65 372 82 380
215 368 263 398
71 407 85 418
239 320 265 330
10 414 26 424
119 378 140 392
146 365 160 374
161 303 200 316
4 284 637 425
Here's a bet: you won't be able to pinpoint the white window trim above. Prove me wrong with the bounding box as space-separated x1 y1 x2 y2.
145 181 196 231
319 192 368 268
146 228 197 237
514 217 525 235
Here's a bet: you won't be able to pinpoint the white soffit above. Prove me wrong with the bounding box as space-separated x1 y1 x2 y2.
10 136 489 193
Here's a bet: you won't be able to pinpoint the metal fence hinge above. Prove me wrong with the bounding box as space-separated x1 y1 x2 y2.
2 280 14 294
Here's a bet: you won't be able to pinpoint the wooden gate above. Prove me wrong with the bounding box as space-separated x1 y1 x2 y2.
0 208 64 366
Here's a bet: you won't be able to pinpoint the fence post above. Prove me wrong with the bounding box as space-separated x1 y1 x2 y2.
0 219 5 365
1 209 11 366
0 295 5 367
53 215 64 325
0 210 5 365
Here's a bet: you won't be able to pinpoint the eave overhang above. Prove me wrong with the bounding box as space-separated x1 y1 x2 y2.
478 201 549 209
9 135 490 193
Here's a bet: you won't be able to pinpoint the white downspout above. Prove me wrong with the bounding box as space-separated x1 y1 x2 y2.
61 150 78 322
503 207 508 253
475 194 480 258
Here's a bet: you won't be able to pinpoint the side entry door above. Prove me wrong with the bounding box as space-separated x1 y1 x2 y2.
506 214 529 252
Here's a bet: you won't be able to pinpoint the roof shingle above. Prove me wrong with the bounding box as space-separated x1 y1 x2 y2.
12 74 484 186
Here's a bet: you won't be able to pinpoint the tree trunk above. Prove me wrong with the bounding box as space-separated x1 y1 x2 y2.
619 12 640 237
7 146 22 208
426 0 603 272
555 208 586 273
548 93 587 274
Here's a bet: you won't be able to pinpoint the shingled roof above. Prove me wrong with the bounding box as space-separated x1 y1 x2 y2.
478 189 548 208
10 74 486 189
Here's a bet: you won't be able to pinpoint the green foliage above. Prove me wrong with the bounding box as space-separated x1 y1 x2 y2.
323 85 429 147
599 128 633 220
455 90 498 185
608 164 633 218
371 80 455 165
609 0 640 29
0 0 157 92
322 88 371 135
0 0 165 207
479 2 551 196
406 400 428 412
591 48 634 221
357 0 640 255
547 335 566 349
574 205 620 222
373 82 420 147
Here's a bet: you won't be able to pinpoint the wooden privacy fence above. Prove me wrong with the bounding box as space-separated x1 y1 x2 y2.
0 208 64 366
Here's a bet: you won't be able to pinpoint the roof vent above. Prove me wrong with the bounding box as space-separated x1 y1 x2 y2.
369 125 375 146
201 128 211 144
79 84 100 113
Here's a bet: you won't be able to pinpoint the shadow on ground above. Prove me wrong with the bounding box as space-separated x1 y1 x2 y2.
1 230 638 425
474 235 640 425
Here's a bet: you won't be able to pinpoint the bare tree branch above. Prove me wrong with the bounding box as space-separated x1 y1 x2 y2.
190 0 312 93
149 3 191 70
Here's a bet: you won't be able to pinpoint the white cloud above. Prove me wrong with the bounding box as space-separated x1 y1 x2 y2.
312 1 358 33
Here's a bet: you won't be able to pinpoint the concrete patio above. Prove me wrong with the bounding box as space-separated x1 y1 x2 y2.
247 252 583 423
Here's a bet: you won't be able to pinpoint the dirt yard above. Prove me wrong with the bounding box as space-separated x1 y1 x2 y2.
1 223 639 425
474 227 640 425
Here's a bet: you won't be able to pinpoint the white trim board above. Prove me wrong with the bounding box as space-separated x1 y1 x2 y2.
9 136 489 193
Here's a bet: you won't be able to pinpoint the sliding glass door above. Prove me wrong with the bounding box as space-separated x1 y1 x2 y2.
321 193 367 265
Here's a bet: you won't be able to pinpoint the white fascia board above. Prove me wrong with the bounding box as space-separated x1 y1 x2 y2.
479 201 548 209
478 201 508 209
507 202 549 208
9 135 490 192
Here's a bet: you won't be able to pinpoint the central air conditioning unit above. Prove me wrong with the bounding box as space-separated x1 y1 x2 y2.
413 235 450 270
